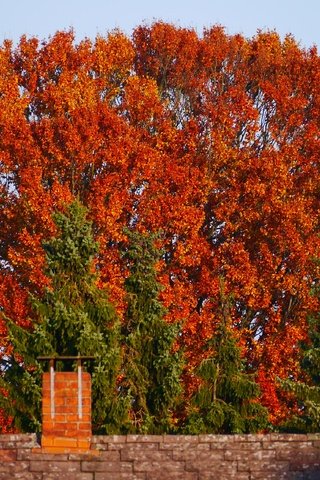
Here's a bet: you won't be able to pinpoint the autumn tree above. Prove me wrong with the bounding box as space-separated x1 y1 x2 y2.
131 23 320 421
1 24 320 426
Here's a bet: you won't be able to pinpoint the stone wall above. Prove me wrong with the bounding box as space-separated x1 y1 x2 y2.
1 433 320 479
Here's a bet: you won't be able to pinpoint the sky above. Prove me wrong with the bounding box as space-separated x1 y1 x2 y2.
1 0 319 49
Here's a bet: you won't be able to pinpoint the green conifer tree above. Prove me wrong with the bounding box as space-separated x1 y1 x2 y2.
122 229 183 433
184 282 269 434
0 201 129 433
280 301 320 432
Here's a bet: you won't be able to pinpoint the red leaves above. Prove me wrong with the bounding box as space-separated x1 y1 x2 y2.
1 24 320 425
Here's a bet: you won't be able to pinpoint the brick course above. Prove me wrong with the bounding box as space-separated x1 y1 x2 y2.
41 371 92 452
0 433 320 479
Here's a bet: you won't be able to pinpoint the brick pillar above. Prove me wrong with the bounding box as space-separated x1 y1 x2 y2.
41 370 92 453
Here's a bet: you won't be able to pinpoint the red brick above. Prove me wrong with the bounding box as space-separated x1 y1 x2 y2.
42 436 54 447
250 474 299 480
237 460 290 472
0 461 29 474
161 442 209 451
51 396 65 406
77 439 91 450
235 434 271 442
163 435 198 444
147 473 198 480
0 449 17 461
54 404 77 414
0 434 37 449
46 422 72 431
263 440 312 449
54 380 78 389
82 460 132 472
76 414 91 423
186 460 238 473
121 442 159 451
199 434 235 443
65 397 79 406
42 421 56 431
49 414 67 423
78 423 92 431
53 437 79 448
173 448 223 462
91 435 127 444
224 449 276 461
134 460 185 473
95 474 144 480
30 460 80 472
5 433 320 478
200 473 249 480
121 448 171 462
18 450 68 460
269 434 308 442
68 451 101 460
0 473 42 480
276 448 320 462
44 474 93 480
64 429 82 438
54 373 79 381
127 435 163 443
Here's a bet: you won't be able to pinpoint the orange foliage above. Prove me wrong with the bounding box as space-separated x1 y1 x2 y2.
1 24 320 425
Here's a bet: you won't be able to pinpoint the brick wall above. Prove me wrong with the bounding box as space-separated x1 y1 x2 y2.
1 433 320 479
42 371 91 452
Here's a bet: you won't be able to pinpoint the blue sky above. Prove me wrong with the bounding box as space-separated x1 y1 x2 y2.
1 0 319 48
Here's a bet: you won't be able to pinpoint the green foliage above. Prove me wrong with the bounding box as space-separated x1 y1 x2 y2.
122 229 183 433
0 326 43 432
0 208 273 435
184 283 269 434
0 201 129 433
279 301 320 433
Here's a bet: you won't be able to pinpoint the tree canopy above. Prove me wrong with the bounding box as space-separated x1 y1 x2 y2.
1 23 320 428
